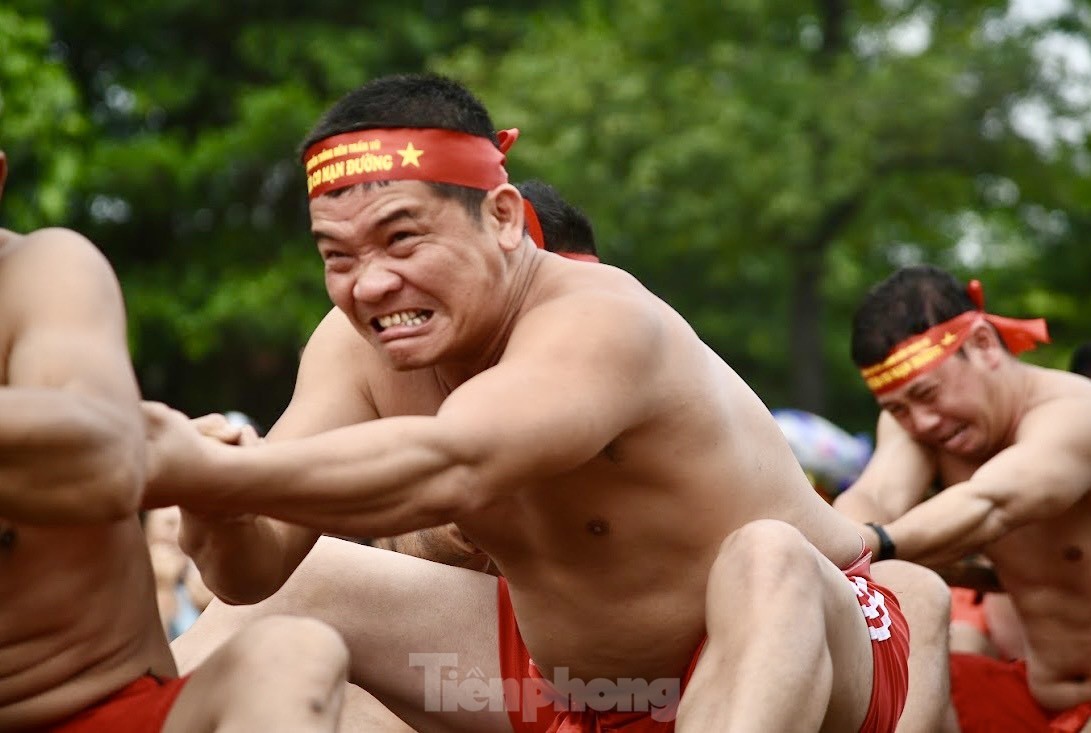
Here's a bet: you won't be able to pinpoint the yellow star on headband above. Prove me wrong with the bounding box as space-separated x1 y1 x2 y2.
941 332 957 345
398 142 424 168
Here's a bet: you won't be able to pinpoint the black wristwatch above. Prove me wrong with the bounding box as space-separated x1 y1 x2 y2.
865 522 897 561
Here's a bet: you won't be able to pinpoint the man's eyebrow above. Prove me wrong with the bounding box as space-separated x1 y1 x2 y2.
373 207 418 230
311 207 418 245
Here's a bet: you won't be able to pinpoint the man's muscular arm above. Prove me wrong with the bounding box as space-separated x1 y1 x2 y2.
165 309 373 604
876 400 1091 567
149 292 663 540
0 230 144 523
833 410 936 523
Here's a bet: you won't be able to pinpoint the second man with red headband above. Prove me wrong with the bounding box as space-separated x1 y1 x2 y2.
836 264 1091 732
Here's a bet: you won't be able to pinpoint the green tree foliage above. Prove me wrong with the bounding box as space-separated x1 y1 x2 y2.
442 0 1091 430
4 0 549 426
0 5 86 229
3 0 1089 433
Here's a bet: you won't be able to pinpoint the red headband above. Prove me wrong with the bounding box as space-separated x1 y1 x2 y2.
860 279 1049 396
303 127 514 199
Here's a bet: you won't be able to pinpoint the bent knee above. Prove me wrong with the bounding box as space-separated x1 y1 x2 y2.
711 520 821 591
716 519 812 567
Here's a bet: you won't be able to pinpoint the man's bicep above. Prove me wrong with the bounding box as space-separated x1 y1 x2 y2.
974 407 1091 521
436 300 660 482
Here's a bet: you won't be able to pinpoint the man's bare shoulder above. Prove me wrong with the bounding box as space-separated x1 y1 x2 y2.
290 306 440 425
522 259 670 341
1017 365 1091 437
0 229 122 368
0 227 119 306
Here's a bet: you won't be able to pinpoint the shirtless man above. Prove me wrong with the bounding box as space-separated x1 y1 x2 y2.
372 177 598 573
152 73 913 732
364 178 949 733
834 264 1091 731
0 149 349 731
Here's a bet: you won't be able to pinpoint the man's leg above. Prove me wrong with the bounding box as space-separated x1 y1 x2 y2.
339 685 418 733
870 560 958 733
675 520 877 733
172 536 514 733
163 615 348 732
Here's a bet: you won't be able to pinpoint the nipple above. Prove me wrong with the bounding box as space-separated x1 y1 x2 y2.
586 519 609 537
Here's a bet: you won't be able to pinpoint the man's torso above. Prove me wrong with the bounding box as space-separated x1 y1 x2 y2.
938 369 1091 709
349 257 866 681
0 232 176 728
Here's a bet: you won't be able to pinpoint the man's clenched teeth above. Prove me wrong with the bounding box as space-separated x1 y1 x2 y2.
373 309 432 332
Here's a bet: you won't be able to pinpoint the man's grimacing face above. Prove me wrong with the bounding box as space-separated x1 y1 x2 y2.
309 180 519 370
876 341 999 459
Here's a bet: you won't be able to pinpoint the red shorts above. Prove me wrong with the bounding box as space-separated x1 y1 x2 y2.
950 653 1091 733
950 586 989 634
496 551 909 733
844 550 911 733
45 674 190 732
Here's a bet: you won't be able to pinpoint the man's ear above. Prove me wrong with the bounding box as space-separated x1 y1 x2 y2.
485 184 525 252
967 320 1005 367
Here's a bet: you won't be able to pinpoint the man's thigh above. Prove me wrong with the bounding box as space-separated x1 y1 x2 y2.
172 537 514 733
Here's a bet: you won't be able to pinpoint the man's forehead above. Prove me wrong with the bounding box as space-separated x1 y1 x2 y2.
309 180 438 232
878 366 950 407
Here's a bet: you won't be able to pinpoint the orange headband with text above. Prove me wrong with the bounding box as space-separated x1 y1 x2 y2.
303 127 513 199
860 279 1050 396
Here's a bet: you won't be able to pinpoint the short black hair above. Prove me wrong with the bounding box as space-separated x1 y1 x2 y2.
851 265 976 367
300 73 499 215
1071 342 1091 378
515 180 597 256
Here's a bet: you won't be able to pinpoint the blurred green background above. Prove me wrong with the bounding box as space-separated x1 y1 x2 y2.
2 0 1088 434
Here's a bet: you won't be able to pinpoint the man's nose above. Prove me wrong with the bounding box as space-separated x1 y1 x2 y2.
909 405 942 435
352 262 403 303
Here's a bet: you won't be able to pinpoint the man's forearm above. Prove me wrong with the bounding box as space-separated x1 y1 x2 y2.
882 487 1002 567
169 416 477 539
0 388 142 522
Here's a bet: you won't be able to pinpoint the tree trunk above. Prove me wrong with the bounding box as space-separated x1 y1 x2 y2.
789 251 826 413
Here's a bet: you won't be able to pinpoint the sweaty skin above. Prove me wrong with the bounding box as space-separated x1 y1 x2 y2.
836 332 1091 712
0 224 174 729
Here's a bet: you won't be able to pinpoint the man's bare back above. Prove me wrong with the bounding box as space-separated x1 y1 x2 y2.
0 227 174 728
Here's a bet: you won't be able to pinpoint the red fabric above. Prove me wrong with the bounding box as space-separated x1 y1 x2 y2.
497 578 699 732
950 586 989 634
496 554 909 733
45 674 189 732
558 253 600 263
303 127 509 199
524 200 546 249
949 653 1091 732
843 550 911 733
